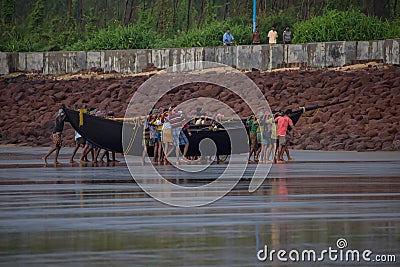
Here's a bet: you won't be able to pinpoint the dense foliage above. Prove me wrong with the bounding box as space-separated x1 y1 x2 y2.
0 0 399 52
293 9 400 43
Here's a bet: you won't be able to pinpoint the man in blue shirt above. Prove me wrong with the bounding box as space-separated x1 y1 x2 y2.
223 28 236 46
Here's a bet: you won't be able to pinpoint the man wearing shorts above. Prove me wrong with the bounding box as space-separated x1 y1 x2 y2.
247 115 259 163
141 115 154 165
70 131 86 163
42 107 66 165
162 109 173 164
274 109 300 163
168 107 191 164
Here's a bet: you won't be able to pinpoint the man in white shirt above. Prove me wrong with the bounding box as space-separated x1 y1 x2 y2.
268 26 278 44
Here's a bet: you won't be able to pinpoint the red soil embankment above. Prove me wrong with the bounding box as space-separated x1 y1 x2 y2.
1 64 399 151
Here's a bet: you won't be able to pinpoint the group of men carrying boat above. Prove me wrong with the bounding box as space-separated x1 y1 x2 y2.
42 105 120 165
247 109 300 164
142 106 192 165
42 104 300 165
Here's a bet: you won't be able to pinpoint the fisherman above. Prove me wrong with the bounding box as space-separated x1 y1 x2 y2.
70 130 86 163
247 115 259 163
100 111 119 163
154 109 165 163
255 112 264 161
259 111 272 163
69 105 86 163
149 110 160 163
92 110 105 163
79 108 98 163
266 112 278 163
141 114 154 165
169 107 191 164
162 109 173 164
275 109 300 163
42 106 66 165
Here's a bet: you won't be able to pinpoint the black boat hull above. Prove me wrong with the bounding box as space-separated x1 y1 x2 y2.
64 108 249 157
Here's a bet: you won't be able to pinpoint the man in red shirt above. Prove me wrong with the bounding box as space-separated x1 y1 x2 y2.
274 109 300 163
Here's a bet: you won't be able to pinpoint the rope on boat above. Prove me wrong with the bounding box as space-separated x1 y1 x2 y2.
123 118 141 155
301 108 319 118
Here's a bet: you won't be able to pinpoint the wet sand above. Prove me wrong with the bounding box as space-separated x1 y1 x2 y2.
0 147 399 266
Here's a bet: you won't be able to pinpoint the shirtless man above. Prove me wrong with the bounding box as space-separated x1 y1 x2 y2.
42 107 66 165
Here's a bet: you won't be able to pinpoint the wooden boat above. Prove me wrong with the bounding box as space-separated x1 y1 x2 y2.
63 100 347 157
63 108 249 157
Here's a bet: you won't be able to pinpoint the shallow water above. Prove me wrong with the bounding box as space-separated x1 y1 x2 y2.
0 148 400 266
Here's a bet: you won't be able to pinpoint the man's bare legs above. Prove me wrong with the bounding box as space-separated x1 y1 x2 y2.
70 145 80 163
157 142 163 163
163 143 174 164
141 146 148 165
267 142 277 163
183 144 189 159
80 145 91 162
285 146 293 161
111 152 119 162
247 147 256 163
255 144 261 162
175 146 181 164
42 146 60 165
153 142 159 162
277 145 285 163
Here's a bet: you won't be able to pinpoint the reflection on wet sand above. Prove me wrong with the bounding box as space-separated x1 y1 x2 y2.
0 149 400 266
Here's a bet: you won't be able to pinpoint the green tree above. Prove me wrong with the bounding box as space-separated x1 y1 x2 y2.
28 0 45 32
1 0 16 25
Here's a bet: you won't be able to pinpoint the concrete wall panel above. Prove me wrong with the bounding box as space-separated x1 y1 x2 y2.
87 51 101 69
325 42 346 67
152 49 169 69
169 48 181 66
344 41 357 65
215 46 237 66
237 45 262 70
260 45 270 70
269 44 283 69
394 39 400 65
0 53 9 75
357 41 370 60
135 50 149 73
307 43 325 68
204 47 215 62
384 39 400 65
371 40 384 61
26 53 43 72
44 51 87 74
18 53 26 71
286 44 307 64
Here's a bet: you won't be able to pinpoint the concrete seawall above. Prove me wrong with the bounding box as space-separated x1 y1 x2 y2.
0 39 399 75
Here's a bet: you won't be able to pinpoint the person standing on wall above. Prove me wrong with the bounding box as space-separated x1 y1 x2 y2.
282 26 292 44
223 28 237 46
252 26 261 45
268 26 278 44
